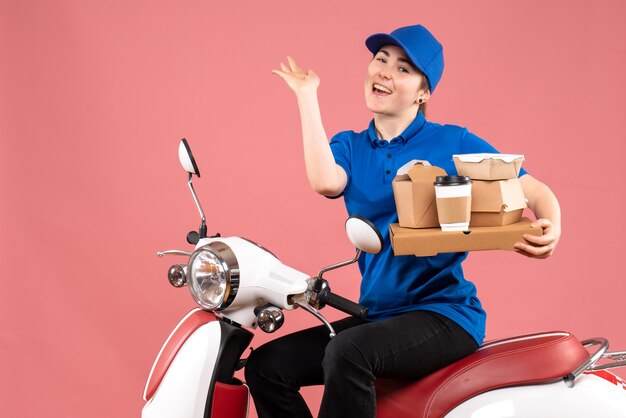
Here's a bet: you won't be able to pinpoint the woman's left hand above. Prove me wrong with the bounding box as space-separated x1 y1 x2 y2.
514 218 560 259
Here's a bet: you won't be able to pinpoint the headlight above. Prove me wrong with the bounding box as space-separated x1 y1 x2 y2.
187 242 239 311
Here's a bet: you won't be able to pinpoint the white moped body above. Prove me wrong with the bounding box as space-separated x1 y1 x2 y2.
143 314 224 418
446 372 626 417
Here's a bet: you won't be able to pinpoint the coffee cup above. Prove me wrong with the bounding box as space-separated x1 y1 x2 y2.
434 176 472 231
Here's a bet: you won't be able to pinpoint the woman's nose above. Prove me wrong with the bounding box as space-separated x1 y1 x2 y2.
379 69 391 80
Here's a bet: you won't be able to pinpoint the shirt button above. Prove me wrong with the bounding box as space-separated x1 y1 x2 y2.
386 154 392 159
386 170 391 174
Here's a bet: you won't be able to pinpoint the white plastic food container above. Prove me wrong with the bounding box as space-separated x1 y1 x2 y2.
453 153 524 180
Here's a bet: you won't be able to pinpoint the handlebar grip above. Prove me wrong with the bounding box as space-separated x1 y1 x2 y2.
326 292 368 318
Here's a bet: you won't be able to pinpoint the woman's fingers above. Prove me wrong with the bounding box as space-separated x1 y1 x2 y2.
514 242 553 259
272 69 304 93
272 69 298 86
272 69 287 79
514 235 556 258
287 56 302 72
278 58 307 78
521 233 551 246
531 218 552 229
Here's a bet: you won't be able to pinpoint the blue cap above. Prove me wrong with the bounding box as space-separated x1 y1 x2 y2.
366 25 444 92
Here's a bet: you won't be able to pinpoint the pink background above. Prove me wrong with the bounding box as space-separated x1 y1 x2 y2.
1 1 625 416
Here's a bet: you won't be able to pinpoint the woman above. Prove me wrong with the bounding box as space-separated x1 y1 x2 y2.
245 24 561 418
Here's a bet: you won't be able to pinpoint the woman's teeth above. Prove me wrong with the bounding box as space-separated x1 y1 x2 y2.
373 83 392 94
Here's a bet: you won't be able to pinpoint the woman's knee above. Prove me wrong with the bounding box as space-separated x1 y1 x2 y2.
244 341 305 389
243 347 261 387
323 331 372 374
244 345 278 388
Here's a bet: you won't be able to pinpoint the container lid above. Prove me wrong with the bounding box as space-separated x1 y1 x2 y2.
395 159 431 176
434 175 472 186
452 153 524 163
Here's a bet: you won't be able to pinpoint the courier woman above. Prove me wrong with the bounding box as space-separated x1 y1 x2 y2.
245 24 561 418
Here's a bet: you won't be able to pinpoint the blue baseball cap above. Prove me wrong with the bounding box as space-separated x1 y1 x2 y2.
366 25 444 92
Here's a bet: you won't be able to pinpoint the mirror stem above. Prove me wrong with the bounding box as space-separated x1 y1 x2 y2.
312 249 362 292
187 173 207 238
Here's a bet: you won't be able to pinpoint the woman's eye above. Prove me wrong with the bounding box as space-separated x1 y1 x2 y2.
399 66 409 73
376 57 386 63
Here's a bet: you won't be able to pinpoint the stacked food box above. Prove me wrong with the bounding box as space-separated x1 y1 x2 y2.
452 154 526 227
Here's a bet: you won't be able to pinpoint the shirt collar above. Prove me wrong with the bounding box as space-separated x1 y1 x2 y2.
368 111 426 147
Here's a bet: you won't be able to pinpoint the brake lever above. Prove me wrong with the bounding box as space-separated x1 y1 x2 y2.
291 294 336 338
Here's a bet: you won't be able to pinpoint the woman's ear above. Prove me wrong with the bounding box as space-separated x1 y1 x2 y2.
417 89 431 105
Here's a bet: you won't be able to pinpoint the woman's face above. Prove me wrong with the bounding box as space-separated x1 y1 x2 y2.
364 44 428 118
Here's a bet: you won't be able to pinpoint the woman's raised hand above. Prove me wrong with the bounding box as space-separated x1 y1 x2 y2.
272 56 320 95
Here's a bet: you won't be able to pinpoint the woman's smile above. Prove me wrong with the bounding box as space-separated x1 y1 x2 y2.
372 83 393 96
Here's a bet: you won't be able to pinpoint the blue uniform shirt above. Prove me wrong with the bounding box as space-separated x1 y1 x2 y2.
329 111 528 345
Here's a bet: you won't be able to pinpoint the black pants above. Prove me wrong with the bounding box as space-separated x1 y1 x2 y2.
244 310 478 418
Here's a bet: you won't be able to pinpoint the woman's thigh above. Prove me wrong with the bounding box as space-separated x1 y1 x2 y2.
327 310 478 379
246 315 366 387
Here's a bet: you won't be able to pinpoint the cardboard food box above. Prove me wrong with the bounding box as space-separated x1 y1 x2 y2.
453 153 524 180
392 160 447 229
470 178 527 227
389 218 542 257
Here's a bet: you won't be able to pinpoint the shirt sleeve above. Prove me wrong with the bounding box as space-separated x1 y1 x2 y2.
326 131 352 199
459 129 529 177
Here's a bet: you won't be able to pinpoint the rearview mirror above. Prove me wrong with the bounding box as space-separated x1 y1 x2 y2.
177 138 207 240
345 216 384 254
178 138 201 177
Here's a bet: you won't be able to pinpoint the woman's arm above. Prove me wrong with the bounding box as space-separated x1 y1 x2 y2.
516 174 561 258
273 57 347 197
